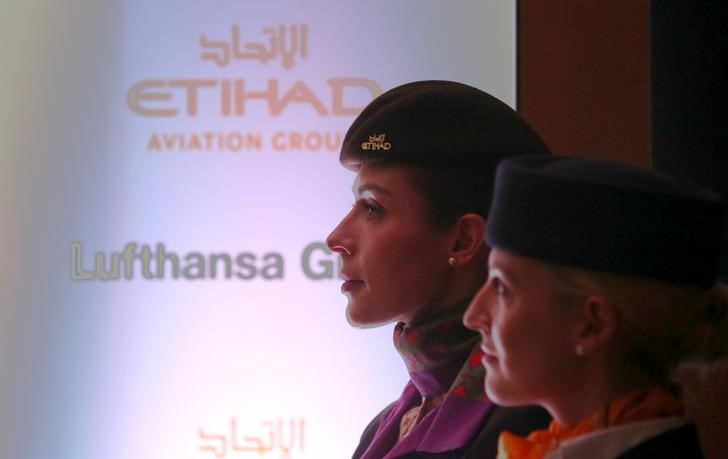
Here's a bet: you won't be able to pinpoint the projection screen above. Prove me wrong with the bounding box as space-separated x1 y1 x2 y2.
1 1 515 458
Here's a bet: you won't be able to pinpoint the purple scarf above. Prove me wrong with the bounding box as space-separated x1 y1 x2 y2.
360 302 494 458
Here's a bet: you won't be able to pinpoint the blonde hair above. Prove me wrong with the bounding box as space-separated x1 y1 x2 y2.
549 265 728 384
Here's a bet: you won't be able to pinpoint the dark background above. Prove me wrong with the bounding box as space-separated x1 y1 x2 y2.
517 1 727 282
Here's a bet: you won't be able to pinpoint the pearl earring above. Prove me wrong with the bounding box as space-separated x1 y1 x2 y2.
575 344 585 356
448 257 457 267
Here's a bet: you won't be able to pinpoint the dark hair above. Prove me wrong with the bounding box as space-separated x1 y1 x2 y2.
340 80 550 226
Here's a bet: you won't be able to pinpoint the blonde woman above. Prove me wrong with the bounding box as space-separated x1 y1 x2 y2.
464 155 727 458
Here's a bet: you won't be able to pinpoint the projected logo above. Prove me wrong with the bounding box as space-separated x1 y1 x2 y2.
199 417 305 458
200 24 308 70
127 24 383 154
70 242 341 281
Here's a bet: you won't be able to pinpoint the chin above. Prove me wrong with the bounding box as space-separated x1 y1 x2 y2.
485 378 527 407
345 304 394 329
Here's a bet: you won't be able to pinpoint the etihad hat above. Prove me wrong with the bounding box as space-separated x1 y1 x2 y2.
487 155 725 287
340 80 550 171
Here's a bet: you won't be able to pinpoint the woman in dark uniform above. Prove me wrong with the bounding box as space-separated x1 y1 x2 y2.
326 80 552 458
464 155 728 458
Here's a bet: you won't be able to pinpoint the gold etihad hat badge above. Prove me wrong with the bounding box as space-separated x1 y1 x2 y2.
361 134 391 151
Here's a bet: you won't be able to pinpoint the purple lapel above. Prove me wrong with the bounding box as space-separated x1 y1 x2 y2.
360 382 495 459
384 390 494 457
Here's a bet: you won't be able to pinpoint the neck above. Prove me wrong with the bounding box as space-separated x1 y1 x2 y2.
545 358 657 426
393 302 479 397
406 257 487 327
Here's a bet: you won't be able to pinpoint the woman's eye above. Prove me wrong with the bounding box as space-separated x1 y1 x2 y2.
491 277 507 296
356 198 382 217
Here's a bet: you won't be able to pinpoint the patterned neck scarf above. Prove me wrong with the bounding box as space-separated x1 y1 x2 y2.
360 300 493 459
497 386 685 459
392 300 487 400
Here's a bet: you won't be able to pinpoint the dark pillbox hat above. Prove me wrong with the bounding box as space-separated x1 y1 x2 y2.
340 80 550 172
487 155 725 287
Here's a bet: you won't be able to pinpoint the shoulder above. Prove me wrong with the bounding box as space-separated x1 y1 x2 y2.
617 424 703 459
392 405 551 459
462 405 552 458
352 401 398 459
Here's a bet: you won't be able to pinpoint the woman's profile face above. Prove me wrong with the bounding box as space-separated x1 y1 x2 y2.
463 249 581 408
326 164 457 328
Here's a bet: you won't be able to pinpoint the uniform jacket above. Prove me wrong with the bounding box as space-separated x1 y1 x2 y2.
352 392 551 459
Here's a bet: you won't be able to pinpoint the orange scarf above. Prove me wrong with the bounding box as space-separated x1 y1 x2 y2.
497 386 685 459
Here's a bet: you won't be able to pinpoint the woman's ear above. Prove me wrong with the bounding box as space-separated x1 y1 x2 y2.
449 213 487 265
573 294 619 356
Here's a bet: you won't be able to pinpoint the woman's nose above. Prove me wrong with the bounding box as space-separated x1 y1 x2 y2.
326 215 353 256
463 283 492 333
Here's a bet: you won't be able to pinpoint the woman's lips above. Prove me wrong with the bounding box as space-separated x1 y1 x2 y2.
341 279 365 294
480 346 498 365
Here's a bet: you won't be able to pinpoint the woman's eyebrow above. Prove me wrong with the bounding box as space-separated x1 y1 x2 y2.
488 267 519 284
355 183 393 197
